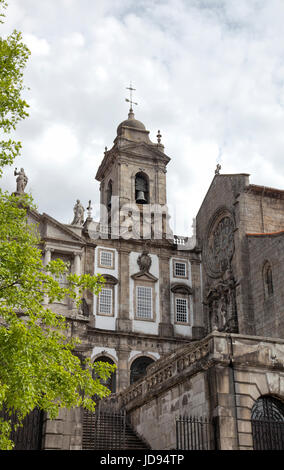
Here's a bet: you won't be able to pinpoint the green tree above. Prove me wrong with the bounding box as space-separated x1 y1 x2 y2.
0 0 115 450
0 0 29 174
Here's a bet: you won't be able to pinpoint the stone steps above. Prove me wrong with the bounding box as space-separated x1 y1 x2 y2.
82 410 150 450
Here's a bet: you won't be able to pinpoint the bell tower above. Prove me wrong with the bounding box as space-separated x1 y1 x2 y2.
95 88 171 238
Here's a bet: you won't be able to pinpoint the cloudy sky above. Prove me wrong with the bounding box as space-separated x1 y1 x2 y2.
1 0 284 235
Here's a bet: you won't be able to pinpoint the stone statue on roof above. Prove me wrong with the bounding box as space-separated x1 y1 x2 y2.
215 163 221 175
14 168 28 194
71 199 85 226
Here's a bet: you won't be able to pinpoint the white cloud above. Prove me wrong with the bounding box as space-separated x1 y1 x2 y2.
32 124 79 166
62 32 85 47
22 33 50 56
1 0 284 235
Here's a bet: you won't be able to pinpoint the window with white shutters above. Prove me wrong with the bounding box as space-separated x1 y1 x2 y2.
175 298 188 323
136 286 152 319
98 288 113 315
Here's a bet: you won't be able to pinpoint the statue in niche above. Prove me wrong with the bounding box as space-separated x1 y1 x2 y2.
137 249 152 274
14 168 28 194
206 266 239 334
217 294 228 330
71 199 84 225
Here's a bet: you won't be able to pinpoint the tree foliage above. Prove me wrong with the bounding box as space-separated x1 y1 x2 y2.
0 1 115 450
0 0 30 175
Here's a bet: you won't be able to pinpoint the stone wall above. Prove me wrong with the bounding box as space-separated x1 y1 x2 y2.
128 372 208 449
42 408 82 450
240 186 284 234
247 233 284 338
196 174 255 336
118 332 284 450
228 334 284 450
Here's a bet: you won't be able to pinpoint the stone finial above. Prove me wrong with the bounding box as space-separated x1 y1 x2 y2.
14 167 28 194
71 199 84 226
215 163 221 175
87 200 93 219
157 130 162 144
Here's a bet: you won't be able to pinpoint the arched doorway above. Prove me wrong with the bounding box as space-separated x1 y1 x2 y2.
93 356 116 394
251 396 284 450
130 356 154 385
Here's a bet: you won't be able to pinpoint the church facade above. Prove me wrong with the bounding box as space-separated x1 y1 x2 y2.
25 107 284 450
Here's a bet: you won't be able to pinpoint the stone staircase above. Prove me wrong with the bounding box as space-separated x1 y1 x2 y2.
82 408 150 450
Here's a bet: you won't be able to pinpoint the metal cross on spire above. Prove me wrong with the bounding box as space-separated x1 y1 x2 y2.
125 82 138 113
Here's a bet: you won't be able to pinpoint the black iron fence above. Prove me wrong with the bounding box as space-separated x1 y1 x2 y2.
0 407 44 450
82 407 127 450
252 419 284 450
176 415 215 450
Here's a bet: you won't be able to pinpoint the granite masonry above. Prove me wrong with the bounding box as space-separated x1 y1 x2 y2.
19 108 284 450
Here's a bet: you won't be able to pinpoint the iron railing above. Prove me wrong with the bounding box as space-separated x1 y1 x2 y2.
252 419 284 450
176 415 214 450
82 405 127 450
0 407 44 450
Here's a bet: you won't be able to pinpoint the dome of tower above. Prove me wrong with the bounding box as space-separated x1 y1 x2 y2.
116 109 146 136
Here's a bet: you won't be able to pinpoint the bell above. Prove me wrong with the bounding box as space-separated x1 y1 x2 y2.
136 191 147 204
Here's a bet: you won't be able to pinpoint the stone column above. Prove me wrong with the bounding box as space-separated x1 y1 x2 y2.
43 248 52 305
233 195 255 335
117 348 130 392
73 252 82 309
191 259 205 339
158 253 173 337
116 247 132 332
74 252 81 275
207 362 239 450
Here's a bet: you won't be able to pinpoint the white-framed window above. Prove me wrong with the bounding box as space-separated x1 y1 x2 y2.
136 286 152 319
98 287 113 315
174 260 187 278
175 297 188 323
99 250 114 268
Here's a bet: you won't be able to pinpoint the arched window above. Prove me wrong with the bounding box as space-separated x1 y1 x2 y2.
251 396 284 450
130 356 154 385
93 355 116 394
135 172 149 204
263 261 273 298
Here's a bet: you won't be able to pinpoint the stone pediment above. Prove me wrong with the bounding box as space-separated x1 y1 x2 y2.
102 274 119 285
26 209 42 238
42 213 85 245
95 142 170 181
171 283 192 295
131 271 158 283
121 142 170 163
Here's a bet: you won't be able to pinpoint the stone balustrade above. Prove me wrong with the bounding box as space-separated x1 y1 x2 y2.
119 331 284 412
120 334 218 409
